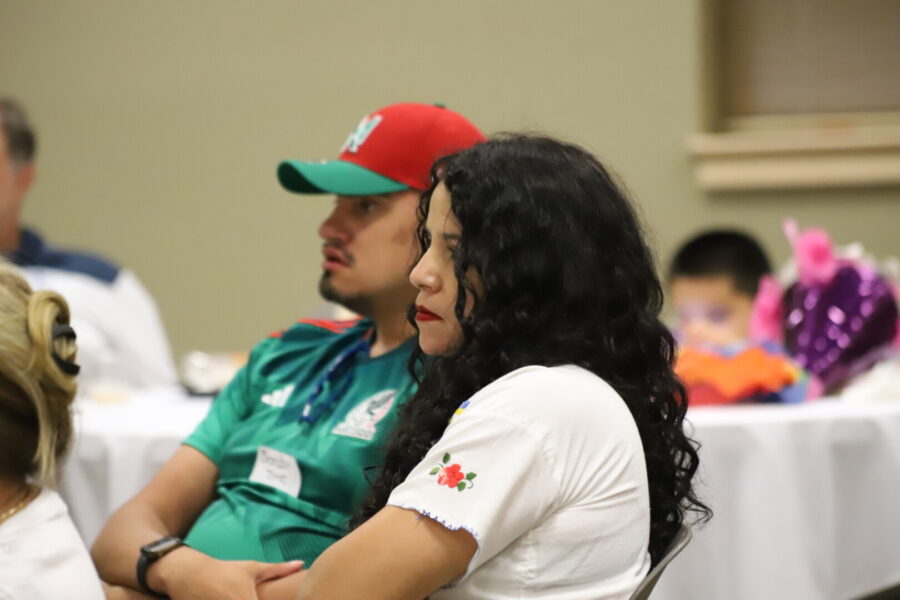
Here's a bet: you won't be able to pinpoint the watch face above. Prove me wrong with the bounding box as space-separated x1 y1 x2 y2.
142 536 183 559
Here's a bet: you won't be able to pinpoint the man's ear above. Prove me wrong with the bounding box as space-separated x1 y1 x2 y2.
15 162 35 193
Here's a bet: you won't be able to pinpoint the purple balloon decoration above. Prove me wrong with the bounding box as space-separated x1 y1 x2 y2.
782 265 898 391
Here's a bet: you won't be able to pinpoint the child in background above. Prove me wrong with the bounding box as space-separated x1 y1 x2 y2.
667 230 806 406
668 229 772 348
0 260 106 599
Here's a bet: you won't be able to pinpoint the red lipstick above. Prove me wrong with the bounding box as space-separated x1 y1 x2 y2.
415 305 442 321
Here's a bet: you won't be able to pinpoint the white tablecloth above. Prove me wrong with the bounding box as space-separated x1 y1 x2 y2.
656 401 900 600
60 388 211 546
60 390 900 600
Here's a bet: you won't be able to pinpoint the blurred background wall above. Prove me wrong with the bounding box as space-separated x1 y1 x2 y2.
1 0 897 358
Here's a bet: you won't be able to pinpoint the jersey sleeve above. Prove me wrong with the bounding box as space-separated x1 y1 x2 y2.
386 400 560 581
182 342 266 464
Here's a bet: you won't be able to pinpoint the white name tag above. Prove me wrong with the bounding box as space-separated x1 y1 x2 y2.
249 446 302 497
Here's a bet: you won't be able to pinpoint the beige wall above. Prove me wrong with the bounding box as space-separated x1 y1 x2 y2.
2 0 897 358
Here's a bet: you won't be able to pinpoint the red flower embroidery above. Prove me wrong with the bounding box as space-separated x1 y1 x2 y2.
429 453 477 491
437 464 465 488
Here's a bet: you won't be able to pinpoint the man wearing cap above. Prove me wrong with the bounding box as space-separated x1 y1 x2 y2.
92 103 485 600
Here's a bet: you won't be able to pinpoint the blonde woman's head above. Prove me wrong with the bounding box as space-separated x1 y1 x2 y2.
0 260 78 485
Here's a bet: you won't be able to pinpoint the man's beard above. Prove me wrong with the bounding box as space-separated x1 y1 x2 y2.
319 272 374 317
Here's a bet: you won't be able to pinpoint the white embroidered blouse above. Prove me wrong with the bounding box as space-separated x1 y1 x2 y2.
387 364 652 600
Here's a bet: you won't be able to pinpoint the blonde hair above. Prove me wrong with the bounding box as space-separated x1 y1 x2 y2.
0 260 78 485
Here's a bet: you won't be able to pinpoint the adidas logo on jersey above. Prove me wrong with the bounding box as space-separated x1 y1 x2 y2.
261 384 295 408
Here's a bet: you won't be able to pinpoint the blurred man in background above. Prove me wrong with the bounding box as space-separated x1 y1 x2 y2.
0 97 177 389
92 102 485 599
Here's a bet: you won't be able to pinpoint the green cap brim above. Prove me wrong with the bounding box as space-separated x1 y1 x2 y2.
277 160 411 195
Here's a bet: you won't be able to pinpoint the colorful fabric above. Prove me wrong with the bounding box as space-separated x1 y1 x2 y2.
183 318 416 564
676 343 806 406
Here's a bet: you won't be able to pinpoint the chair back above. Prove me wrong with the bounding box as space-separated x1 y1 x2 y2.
628 524 692 600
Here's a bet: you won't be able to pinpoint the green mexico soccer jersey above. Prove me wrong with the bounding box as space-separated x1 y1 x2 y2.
183 318 416 565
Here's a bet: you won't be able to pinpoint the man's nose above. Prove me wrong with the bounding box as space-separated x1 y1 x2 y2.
318 205 350 243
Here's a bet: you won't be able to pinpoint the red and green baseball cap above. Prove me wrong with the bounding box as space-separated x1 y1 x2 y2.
277 102 485 195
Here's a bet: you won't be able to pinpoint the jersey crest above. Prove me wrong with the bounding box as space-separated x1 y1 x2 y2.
261 384 295 408
331 389 396 441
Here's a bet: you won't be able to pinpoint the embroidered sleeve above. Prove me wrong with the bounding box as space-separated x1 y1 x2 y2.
386 408 559 581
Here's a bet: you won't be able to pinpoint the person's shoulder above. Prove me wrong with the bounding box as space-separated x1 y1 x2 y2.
467 365 632 433
2 488 68 537
17 230 121 285
20 487 64 516
480 365 620 407
45 249 120 284
6 490 105 600
249 317 368 357
272 317 368 342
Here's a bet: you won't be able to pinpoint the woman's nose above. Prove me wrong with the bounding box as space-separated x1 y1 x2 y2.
410 253 439 292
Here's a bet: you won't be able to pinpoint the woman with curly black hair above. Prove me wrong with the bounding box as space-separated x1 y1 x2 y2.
264 135 710 600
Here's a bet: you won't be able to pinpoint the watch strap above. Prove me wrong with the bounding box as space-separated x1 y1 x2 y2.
136 552 166 597
136 536 184 597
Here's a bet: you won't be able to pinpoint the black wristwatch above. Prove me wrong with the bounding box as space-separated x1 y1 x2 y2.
137 535 184 596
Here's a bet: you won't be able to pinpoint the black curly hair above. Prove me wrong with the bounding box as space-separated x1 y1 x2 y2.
353 134 711 566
